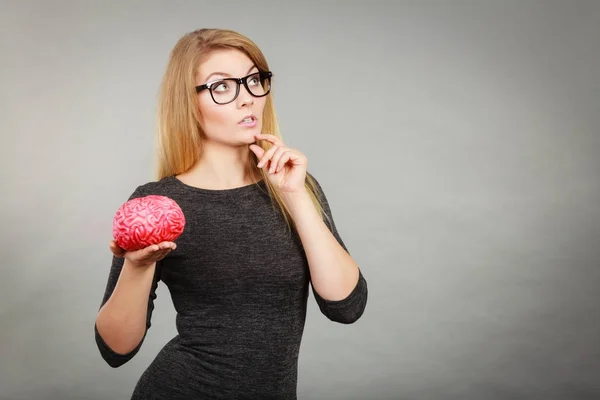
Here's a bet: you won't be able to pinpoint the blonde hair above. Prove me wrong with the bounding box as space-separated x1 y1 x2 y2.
154 28 328 233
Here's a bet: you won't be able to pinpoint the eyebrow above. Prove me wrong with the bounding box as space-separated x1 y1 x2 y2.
204 65 258 83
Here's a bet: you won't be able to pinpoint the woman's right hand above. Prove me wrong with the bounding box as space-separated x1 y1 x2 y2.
109 239 177 268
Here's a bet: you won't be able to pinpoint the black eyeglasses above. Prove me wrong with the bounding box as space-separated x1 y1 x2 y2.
195 71 273 105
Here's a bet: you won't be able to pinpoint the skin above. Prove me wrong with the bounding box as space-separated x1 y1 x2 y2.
110 49 359 299
177 48 268 191
109 49 264 264
98 47 361 355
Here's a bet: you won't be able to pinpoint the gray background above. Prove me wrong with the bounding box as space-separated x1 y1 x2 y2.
1 0 599 399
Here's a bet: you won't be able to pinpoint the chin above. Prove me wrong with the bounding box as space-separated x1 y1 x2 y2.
234 130 258 145
241 126 261 137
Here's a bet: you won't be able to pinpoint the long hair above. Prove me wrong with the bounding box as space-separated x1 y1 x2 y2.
155 28 328 233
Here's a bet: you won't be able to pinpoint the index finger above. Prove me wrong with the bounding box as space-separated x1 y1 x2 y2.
255 133 283 145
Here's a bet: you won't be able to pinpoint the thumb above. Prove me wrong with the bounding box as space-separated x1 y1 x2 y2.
249 144 265 158
109 240 126 258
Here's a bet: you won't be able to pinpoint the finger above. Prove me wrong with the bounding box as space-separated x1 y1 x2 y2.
109 240 126 257
249 144 265 160
255 133 283 146
154 242 176 259
143 244 160 256
154 248 171 261
282 149 305 166
257 145 280 169
109 239 119 250
158 241 176 250
269 147 289 173
276 151 292 173
249 144 265 168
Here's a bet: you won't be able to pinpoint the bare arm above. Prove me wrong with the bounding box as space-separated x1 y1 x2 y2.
280 175 368 324
95 240 175 360
282 189 359 301
95 259 158 354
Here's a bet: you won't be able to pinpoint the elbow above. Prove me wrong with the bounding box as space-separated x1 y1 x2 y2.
94 323 142 368
325 297 367 324
315 272 368 324
96 338 140 369
327 311 364 324
104 356 128 369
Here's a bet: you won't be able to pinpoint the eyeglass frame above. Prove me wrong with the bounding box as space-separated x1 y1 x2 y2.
195 70 273 105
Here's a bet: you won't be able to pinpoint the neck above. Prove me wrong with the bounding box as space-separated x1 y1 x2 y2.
180 141 261 190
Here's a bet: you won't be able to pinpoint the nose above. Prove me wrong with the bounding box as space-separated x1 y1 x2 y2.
236 83 254 108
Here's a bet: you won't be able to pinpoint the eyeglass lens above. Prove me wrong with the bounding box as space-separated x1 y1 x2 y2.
210 72 271 104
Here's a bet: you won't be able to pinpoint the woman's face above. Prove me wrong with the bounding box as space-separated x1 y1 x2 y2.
195 49 267 146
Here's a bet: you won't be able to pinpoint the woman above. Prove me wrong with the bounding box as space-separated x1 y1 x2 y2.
94 28 368 400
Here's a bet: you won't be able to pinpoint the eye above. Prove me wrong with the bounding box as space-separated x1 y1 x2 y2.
247 73 261 86
210 81 230 92
212 81 230 92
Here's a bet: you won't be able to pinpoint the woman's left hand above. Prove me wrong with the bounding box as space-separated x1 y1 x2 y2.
249 133 307 194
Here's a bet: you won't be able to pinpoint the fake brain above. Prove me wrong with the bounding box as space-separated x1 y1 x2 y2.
112 195 185 251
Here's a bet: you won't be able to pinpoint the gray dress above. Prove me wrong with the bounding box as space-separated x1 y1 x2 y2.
95 173 368 399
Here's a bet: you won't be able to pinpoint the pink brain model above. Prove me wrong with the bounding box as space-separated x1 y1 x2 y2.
112 195 186 251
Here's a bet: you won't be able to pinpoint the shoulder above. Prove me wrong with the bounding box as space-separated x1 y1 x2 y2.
306 171 327 198
306 171 322 189
126 176 179 200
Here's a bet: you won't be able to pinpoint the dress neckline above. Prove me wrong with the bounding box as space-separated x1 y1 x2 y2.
167 175 266 196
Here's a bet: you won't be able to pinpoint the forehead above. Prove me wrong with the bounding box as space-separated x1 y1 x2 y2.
196 49 256 82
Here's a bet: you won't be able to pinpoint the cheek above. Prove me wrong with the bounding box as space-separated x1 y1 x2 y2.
257 97 267 112
198 101 232 131
255 98 267 120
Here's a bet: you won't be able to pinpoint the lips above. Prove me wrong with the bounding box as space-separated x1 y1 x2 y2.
239 114 256 124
